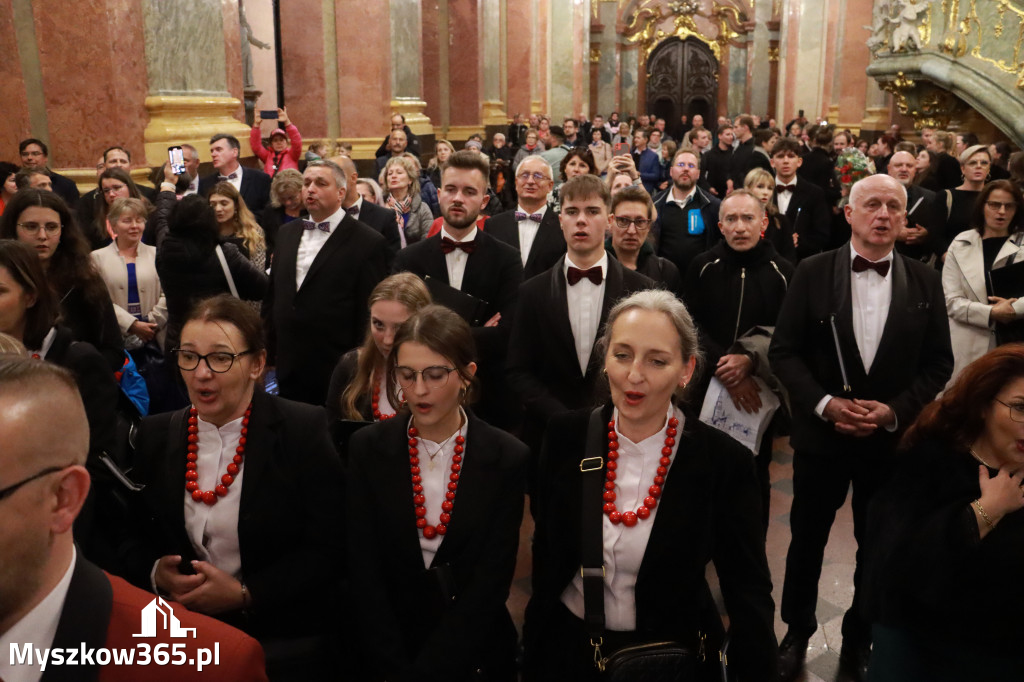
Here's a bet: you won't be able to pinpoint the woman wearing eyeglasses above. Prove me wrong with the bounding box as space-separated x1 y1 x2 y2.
131 294 343 679
346 304 528 681
0 188 124 371
937 145 993 260
942 179 1024 385
862 346 1024 681
605 186 682 296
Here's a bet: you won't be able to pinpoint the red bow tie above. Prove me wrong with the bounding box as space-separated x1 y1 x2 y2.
852 255 890 277
440 237 476 254
567 266 603 286
218 172 238 181
777 184 796 193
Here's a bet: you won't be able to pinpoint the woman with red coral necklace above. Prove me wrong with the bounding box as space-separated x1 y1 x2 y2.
523 289 778 681
132 294 343 679
347 305 528 681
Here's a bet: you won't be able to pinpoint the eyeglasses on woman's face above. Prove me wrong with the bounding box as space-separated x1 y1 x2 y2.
394 365 457 390
173 348 253 373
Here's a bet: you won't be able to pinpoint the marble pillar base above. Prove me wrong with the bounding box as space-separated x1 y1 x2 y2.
143 96 252 164
859 105 890 134
391 99 434 136
481 99 508 126
827 104 840 124
531 100 543 115
446 125 485 143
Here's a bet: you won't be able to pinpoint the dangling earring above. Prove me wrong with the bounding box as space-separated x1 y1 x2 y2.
398 388 407 408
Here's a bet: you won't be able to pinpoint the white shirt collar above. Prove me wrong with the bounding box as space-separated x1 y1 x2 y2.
27 327 58 360
218 162 242 178
668 185 697 208
776 175 798 187
311 206 346 232
849 242 894 267
440 226 478 243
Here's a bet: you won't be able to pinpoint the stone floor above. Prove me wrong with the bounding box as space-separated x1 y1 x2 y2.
507 436 858 682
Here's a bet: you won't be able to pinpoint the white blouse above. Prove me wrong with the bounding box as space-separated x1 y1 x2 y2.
409 409 469 568
562 404 684 631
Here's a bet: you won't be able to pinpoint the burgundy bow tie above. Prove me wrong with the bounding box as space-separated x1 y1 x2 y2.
567 266 603 286
777 184 796 193
852 255 890 277
440 237 476 254
218 172 238 181
515 211 544 222
302 219 331 233
345 205 359 216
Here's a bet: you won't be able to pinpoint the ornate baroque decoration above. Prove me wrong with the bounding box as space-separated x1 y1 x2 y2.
619 0 752 62
878 71 965 129
938 0 1024 87
866 0 932 55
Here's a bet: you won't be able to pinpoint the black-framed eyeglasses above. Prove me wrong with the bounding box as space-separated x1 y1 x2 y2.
995 399 1024 423
0 464 72 504
394 365 458 390
172 348 253 373
613 216 651 231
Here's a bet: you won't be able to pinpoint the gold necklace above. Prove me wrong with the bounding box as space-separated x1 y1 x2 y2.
970 448 996 469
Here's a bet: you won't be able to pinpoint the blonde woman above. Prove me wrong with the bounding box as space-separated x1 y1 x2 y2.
744 167 797 263
379 155 433 244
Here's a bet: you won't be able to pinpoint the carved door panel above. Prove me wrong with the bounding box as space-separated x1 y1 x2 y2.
646 37 719 127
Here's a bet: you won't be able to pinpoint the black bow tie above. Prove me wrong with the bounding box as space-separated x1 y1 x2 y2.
440 237 476 254
777 184 796 193
345 205 359 216
852 255 890 277
302 220 331 233
218 172 238 181
567 266 603 286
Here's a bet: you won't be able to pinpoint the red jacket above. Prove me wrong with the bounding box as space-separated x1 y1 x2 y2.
249 124 302 177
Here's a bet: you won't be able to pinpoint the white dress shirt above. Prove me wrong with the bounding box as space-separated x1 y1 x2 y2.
666 185 697 211
410 409 469 567
217 164 244 193
515 204 547 266
295 206 344 290
184 175 199 197
0 548 76 682
441 226 478 291
815 244 895 419
564 253 608 375
183 414 245 580
776 175 798 215
346 196 364 222
562 405 683 631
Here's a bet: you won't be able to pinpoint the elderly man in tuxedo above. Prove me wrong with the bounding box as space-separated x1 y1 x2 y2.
0 357 267 682
769 173 952 682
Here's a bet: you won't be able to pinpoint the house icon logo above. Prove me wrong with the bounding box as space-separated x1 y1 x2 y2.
133 596 197 638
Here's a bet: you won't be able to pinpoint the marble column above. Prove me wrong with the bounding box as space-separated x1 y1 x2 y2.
593 1 619 118
280 0 332 144
531 0 548 115
390 0 433 138
620 46 639 117
447 0 482 142
506 0 533 119
481 0 508 126
549 0 590 119
422 1 442 129
336 2 392 166
748 0 774 118
834 0 874 134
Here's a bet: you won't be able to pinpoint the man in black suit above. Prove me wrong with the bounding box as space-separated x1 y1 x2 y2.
798 127 842 206
729 115 757 190
19 138 79 207
374 113 421 161
198 133 272 214
393 150 523 427
704 123 734 197
507 174 653 502
652 148 722 280
507 112 529 149
486 156 566 280
888 150 939 263
374 129 411 177
333 155 402 258
771 137 832 259
769 174 953 681
263 159 389 405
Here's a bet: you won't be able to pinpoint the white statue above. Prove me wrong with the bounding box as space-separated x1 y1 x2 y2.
865 0 892 55
889 0 928 52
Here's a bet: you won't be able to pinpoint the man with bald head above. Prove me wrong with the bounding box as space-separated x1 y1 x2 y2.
769 174 952 681
0 357 267 681
887 149 939 262
332 154 401 257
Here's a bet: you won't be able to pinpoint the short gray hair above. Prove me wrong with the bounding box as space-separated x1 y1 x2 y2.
305 159 346 187
848 173 906 207
515 155 553 180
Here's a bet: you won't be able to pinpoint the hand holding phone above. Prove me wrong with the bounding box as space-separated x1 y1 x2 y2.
168 146 185 175
260 109 279 120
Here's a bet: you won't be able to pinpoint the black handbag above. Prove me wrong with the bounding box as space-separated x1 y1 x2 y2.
579 407 728 682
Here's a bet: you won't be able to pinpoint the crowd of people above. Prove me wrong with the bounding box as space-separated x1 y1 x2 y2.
1 102 1024 682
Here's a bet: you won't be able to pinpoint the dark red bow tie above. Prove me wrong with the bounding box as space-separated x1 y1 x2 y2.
852 255 890 277
218 172 238 181
515 211 544 222
345 205 359 216
567 266 603 286
777 184 796 193
440 237 476 254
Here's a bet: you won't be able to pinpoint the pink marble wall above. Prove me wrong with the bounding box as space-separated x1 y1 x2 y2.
281 0 328 137
422 1 441 125
337 2 391 138
0 0 33 159
781 2 802 123
448 0 480 127
506 0 532 118
571 1 585 117
837 0 872 124
222 0 244 120
538 0 548 114
819 0 841 120
30 0 149 167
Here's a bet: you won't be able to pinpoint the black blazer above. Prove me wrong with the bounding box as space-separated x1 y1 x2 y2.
485 208 567 280
773 179 831 259
897 184 940 262
347 412 527 681
523 405 778 680
355 199 403 258
49 170 80 208
768 245 953 453
131 390 344 640
199 167 272 214
264 214 389 405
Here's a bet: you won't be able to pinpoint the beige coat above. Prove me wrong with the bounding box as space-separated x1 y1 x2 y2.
91 241 168 348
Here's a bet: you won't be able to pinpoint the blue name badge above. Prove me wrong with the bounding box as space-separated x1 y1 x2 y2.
687 208 705 235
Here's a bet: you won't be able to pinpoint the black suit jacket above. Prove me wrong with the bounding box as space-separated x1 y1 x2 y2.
897 184 939 262
774 179 831 259
523 405 778 680
485 208 567 280
264 214 389 404
347 412 527 681
353 198 402 258
131 390 344 640
768 245 953 453
799 147 842 206
49 170 80 207
199 167 272 214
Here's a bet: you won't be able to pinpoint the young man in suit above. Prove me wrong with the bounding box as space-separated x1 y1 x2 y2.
0 358 267 682
729 115 757 191
393 150 523 427
263 159 389 405
769 174 953 681
198 134 272 214
332 155 402 258
772 137 832 260
486 156 566 280
19 138 79 208
704 123 734 197
507 174 653 508
652 148 722 280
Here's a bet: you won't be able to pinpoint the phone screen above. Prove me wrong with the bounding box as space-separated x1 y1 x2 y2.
168 146 185 175
260 110 279 120
613 143 630 157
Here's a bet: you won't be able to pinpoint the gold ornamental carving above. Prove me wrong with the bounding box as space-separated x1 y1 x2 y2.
620 1 753 61
768 46 780 62
878 72 965 130
939 0 1024 87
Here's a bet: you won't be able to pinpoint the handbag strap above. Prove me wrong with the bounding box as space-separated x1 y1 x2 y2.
215 244 240 298
580 407 609 647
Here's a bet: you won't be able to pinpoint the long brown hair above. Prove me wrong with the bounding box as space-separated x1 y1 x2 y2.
209 181 266 257
0 240 59 349
340 273 431 420
903 345 1024 451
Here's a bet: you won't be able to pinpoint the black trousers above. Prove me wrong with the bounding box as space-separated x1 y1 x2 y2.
780 439 891 645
